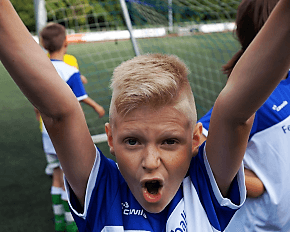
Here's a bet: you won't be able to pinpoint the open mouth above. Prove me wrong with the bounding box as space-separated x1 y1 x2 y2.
141 178 164 203
145 180 162 195
141 179 163 203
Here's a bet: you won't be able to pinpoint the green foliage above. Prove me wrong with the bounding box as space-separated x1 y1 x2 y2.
45 0 124 32
127 0 239 27
11 0 239 33
11 0 36 32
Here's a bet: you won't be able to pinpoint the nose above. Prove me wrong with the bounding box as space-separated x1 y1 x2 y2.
142 145 161 171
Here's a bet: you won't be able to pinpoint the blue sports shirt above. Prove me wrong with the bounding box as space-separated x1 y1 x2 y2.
65 143 246 232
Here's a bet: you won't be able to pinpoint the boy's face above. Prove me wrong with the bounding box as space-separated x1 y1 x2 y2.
106 104 201 213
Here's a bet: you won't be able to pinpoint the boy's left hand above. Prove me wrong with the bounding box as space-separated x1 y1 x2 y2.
95 105 105 118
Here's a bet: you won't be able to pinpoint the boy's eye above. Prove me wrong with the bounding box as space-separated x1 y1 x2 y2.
125 138 138 146
162 139 177 145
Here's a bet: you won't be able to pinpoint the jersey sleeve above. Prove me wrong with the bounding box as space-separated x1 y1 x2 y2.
65 147 125 232
189 142 246 231
66 72 88 101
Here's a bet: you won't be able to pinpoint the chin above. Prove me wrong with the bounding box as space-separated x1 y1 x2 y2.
142 201 168 214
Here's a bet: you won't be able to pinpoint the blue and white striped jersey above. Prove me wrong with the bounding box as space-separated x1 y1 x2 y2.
65 142 246 232
51 59 88 101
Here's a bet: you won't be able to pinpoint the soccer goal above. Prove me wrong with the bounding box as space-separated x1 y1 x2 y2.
34 0 240 143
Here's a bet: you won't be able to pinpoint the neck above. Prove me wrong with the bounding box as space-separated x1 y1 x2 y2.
50 50 65 61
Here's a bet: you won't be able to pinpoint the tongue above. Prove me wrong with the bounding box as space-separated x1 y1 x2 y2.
143 189 162 203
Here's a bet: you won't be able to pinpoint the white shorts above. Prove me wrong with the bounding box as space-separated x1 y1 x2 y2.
45 153 61 175
42 133 61 175
42 132 56 154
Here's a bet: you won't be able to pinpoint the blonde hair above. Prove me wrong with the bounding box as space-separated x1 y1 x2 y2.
109 53 197 123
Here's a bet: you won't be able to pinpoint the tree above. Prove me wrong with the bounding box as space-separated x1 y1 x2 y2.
11 0 36 32
45 0 124 32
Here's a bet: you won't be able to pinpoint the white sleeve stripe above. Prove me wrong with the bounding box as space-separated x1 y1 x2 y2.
77 94 88 101
66 146 100 219
202 127 208 137
203 144 246 209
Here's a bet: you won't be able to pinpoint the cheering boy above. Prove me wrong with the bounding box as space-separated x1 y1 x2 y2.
1 0 290 231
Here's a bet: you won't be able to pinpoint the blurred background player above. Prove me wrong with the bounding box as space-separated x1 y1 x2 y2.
36 23 105 232
198 0 290 231
38 23 92 176
43 22 88 85
35 52 89 176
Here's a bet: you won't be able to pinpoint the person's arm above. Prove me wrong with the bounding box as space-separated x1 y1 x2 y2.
81 97 105 118
245 168 265 198
206 0 290 197
0 0 95 206
80 74 88 84
199 109 265 198
200 131 265 198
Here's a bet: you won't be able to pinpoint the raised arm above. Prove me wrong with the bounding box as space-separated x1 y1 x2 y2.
0 0 96 205
206 0 290 196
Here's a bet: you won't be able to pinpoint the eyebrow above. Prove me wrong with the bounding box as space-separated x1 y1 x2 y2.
120 125 187 137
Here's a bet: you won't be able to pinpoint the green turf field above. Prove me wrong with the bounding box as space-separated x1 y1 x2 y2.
0 32 239 231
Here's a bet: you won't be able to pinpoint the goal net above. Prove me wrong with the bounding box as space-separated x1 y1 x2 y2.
36 0 240 143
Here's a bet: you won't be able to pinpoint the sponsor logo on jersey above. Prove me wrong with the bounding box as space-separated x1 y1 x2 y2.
121 202 147 218
272 101 288 112
170 210 187 232
282 125 290 134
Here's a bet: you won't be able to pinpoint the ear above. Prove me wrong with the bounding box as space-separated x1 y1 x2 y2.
192 122 203 156
105 122 115 156
64 40 68 48
63 40 68 53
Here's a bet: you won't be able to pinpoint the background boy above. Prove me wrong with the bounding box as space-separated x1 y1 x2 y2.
1 0 290 231
37 23 105 232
